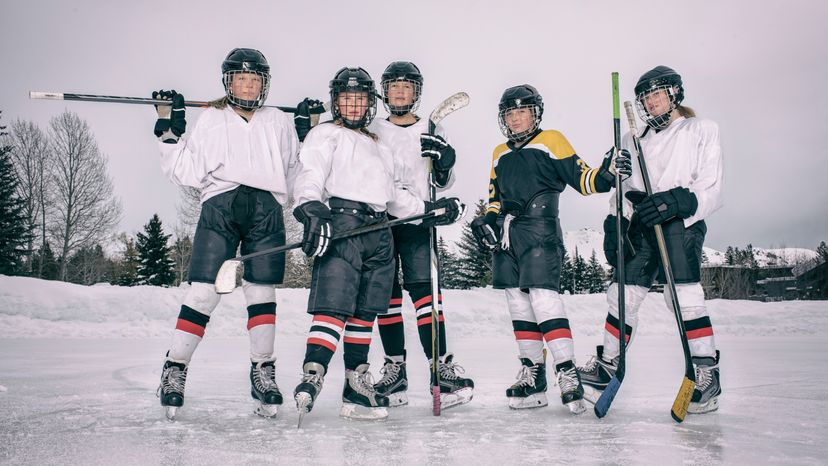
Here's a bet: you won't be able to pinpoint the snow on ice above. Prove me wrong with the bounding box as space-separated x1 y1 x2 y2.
1 275 827 465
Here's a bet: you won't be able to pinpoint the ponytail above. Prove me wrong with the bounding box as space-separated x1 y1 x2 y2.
677 105 696 118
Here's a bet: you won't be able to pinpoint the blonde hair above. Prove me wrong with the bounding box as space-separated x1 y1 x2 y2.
208 96 229 109
334 119 378 141
677 105 696 118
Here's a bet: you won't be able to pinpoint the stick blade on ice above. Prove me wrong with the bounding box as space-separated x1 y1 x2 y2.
594 377 621 418
671 377 695 422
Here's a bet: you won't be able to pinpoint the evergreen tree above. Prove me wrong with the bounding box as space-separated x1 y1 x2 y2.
136 214 175 286
453 199 492 288
725 246 735 265
817 241 828 262
0 112 32 275
585 250 607 293
437 236 461 289
744 243 758 268
115 235 140 286
560 248 574 295
571 247 587 294
66 243 114 285
31 243 59 280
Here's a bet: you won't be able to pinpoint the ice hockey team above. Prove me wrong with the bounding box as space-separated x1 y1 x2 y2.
153 48 723 423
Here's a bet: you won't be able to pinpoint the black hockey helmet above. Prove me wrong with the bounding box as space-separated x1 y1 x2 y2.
329 67 378 129
634 65 684 130
221 48 270 110
380 61 424 116
498 84 544 142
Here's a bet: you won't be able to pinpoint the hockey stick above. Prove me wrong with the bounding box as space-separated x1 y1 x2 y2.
426 91 470 416
624 101 695 423
213 208 446 294
29 91 330 114
595 72 627 418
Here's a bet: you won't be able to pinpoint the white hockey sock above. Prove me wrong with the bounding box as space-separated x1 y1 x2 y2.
602 283 648 361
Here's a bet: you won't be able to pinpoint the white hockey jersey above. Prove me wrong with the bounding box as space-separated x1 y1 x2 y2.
158 105 300 205
369 118 455 202
612 116 724 227
293 122 424 218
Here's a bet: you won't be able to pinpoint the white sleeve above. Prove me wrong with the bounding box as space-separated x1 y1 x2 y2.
158 115 218 188
280 113 301 204
293 127 334 207
685 120 724 225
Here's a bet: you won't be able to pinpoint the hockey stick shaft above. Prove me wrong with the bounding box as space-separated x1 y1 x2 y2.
29 91 329 114
214 208 444 294
624 101 695 422
595 72 627 418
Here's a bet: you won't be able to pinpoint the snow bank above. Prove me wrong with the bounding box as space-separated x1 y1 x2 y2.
1 275 827 339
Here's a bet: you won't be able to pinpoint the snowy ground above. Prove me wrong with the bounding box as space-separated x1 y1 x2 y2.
1 276 828 465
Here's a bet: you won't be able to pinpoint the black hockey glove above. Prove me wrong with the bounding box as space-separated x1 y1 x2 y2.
152 90 186 143
471 212 499 251
422 197 463 227
293 201 333 257
420 134 456 172
596 148 633 188
294 98 324 142
626 187 698 228
603 214 634 268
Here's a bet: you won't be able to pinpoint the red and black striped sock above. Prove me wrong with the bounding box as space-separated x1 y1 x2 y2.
412 288 446 360
377 296 405 359
343 311 375 370
304 313 345 371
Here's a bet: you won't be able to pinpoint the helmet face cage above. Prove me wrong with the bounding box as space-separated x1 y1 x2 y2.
381 78 422 116
498 104 542 142
634 84 679 130
223 70 270 110
330 68 378 129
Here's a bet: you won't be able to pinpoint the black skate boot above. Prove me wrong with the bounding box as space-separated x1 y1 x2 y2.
577 345 619 404
294 362 325 428
555 360 586 414
688 351 721 414
250 359 283 418
506 358 548 409
157 356 188 421
341 363 389 420
373 357 409 407
435 353 474 410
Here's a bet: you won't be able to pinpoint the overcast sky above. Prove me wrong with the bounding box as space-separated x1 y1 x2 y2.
2 0 826 251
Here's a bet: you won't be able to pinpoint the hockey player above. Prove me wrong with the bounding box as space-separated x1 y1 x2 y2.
368 61 474 409
577 66 723 414
154 48 300 420
470 84 631 414
291 67 462 422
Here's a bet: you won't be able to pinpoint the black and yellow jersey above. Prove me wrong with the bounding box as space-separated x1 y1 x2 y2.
486 129 611 215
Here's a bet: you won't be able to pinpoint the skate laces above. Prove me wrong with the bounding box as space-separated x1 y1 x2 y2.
377 361 402 386
438 358 466 381
160 364 187 395
512 365 538 388
695 365 714 391
300 371 324 391
254 362 279 393
351 370 378 397
578 356 598 374
556 367 580 394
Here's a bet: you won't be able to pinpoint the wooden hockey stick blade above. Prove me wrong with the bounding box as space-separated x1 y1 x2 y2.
670 377 696 423
429 92 470 128
215 260 242 294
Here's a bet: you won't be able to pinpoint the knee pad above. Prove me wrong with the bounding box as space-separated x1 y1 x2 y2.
182 282 221 316
242 280 276 307
666 283 706 314
527 288 565 321
505 288 533 322
606 283 648 321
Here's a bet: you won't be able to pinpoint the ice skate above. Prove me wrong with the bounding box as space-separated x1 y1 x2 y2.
250 359 282 418
433 353 474 410
294 362 325 428
555 360 586 415
506 358 548 409
576 346 619 404
373 357 409 407
157 357 188 421
688 351 721 414
341 364 389 421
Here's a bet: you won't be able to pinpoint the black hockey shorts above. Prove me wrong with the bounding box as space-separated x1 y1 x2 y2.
492 215 564 291
392 222 432 286
306 198 396 316
616 218 707 287
188 186 285 285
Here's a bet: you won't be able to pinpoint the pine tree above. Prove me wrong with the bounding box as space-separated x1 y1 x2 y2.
136 214 175 286
31 243 59 280
559 248 573 294
585 250 607 293
818 241 828 262
115 235 140 286
725 246 735 266
571 247 587 294
437 236 462 289
453 199 492 288
0 112 32 275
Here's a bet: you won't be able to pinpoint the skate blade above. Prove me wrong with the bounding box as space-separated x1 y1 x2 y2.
254 402 279 418
387 391 409 407
687 396 719 414
508 392 549 410
565 399 587 415
441 387 473 410
340 403 389 421
164 406 179 421
295 393 312 428
582 385 603 405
